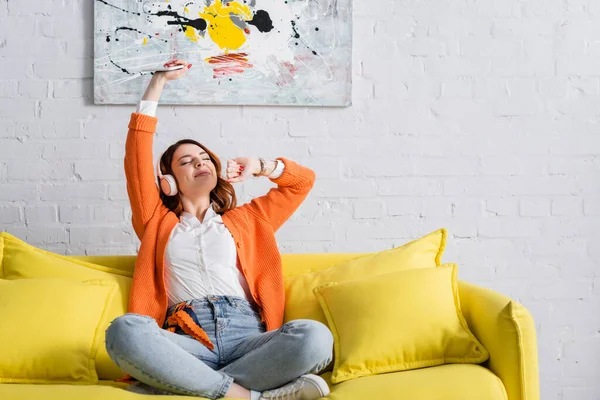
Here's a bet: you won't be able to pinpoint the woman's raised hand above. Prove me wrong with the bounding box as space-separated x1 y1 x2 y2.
142 59 191 101
156 59 192 81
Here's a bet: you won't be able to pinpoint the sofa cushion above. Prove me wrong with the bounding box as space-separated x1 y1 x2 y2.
0 278 118 384
284 228 446 326
0 365 506 400
314 265 489 383
0 232 131 380
0 380 202 399
322 364 507 400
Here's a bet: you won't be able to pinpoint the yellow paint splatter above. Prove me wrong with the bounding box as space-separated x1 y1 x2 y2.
184 7 189 13
143 37 147 45
184 26 198 43
199 0 252 51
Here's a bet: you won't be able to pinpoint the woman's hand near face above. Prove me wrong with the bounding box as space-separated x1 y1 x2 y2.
226 157 278 183
226 157 259 183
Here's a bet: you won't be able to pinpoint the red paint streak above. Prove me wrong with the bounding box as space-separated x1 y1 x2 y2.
207 53 253 77
155 33 160 36
244 28 250 34
281 61 299 75
207 53 250 63
275 61 300 86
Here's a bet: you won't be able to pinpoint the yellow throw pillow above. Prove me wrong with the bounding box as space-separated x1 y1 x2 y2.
284 229 447 325
0 232 130 380
0 278 118 384
313 264 489 384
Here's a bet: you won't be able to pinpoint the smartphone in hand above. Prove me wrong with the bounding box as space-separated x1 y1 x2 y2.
140 65 185 73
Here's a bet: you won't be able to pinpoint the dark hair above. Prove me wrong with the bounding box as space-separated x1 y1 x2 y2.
158 139 237 216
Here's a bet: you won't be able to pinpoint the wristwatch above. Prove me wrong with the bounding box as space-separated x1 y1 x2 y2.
253 158 266 177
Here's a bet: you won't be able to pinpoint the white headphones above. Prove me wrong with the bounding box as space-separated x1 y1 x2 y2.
156 150 178 197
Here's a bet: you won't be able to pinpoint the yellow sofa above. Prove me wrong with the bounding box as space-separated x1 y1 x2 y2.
0 253 539 400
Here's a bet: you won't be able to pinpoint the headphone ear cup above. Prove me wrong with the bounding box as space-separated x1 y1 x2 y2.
160 174 178 196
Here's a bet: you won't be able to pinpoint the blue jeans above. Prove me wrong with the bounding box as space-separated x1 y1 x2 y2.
105 296 333 399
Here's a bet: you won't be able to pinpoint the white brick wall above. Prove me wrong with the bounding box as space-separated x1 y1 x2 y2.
0 0 599 398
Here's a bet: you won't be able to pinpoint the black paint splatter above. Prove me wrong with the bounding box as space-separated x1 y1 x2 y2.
115 26 169 43
248 10 273 33
151 10 207 32
96 0 141 16
290 20 318 56
291 20 300 38
109 57 132 74
116 26 147 36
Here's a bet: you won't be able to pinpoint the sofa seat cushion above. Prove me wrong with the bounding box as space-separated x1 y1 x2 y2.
0 381 209 400
0 365 506 400
322 364 507 400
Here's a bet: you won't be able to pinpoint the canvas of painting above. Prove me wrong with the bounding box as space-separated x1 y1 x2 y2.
94 0 352 106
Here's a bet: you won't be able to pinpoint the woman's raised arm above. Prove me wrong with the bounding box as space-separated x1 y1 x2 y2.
124 60 191 239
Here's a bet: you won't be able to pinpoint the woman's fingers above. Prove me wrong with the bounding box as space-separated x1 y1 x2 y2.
227 160 244 171
164 59 187 66
226 164 242 179
226 170 249 183
226 159 249 183
227 170 245 182
161 63 190 81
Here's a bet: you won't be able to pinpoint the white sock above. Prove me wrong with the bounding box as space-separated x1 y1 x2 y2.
250 390 262 400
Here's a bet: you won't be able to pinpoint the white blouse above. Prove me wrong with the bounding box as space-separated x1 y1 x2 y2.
164 205 251 307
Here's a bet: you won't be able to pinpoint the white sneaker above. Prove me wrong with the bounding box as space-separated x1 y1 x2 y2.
260 374 330 400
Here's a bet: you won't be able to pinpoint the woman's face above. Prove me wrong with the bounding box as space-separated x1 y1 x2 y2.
170 143 218 197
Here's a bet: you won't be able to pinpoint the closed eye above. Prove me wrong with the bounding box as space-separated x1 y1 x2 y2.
181 158 210 165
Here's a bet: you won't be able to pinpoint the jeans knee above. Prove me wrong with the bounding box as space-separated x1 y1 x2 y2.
105 313 157 356
287 320 333 367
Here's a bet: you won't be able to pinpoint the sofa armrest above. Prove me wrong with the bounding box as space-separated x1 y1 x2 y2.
458 280 540 400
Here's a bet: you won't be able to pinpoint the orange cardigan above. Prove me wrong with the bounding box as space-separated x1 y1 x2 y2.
124 112 315 333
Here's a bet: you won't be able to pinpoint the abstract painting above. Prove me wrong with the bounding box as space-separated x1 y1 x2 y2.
94 0 352 106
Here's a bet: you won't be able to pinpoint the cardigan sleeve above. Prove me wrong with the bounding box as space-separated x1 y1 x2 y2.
237 158 315 232
124 112 162 239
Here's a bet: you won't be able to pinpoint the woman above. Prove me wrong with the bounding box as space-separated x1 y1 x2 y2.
105 59 333 400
